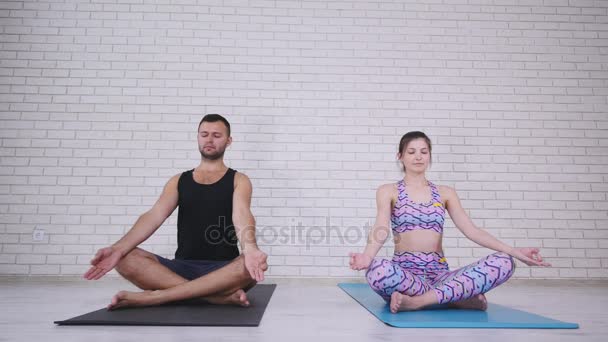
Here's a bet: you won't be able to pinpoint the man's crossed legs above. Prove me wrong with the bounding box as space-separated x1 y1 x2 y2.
109 248 259 310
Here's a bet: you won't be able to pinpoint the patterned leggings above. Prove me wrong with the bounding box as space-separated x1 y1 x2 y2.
365 251 515 304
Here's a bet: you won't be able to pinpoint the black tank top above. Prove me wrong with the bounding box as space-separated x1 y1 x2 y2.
175 168 240 261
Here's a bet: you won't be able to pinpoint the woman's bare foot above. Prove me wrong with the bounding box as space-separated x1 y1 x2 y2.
108 290 163 310
389 292 420 313
449 294 488 311
205 289 250 307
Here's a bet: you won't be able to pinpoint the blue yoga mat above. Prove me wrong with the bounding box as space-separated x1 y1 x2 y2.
339 283 578 329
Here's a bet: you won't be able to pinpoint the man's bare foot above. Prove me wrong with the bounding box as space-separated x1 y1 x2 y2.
448 294 488 311
389 292 421 313
205 289 250 307
107 290 163 310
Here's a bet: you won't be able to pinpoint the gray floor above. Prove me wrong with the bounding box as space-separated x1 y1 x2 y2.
0 277 606 342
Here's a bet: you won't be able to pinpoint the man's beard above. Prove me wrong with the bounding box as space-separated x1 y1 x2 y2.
200 146 226 160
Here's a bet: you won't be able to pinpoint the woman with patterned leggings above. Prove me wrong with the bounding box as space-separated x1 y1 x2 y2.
349 131 550 313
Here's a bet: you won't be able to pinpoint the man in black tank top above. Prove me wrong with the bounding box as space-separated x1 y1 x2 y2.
84 114 268 309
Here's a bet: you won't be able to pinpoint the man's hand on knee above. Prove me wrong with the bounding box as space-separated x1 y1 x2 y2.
84 246 123 280
243 249 268 282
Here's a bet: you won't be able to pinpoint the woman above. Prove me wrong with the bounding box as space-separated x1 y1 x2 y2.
349 131 550 313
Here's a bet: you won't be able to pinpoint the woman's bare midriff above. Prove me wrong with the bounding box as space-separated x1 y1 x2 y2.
393 230 444 255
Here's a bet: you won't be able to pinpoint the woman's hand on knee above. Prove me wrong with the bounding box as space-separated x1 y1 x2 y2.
512 247 551 267
349 252 373 270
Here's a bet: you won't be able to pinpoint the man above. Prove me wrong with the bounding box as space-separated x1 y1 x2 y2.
84 114 268 309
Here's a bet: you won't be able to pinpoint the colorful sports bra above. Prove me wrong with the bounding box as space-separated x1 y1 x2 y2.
391 180 445 234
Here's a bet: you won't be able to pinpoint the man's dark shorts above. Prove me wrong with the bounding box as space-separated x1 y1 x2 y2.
154 254 232 281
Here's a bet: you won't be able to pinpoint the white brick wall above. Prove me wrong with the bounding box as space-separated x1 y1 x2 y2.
1 0 607 279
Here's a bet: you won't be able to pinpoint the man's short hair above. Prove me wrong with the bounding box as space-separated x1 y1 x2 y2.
198 114 231 136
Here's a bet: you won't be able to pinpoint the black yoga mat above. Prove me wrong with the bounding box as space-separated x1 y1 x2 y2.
55 284 276 326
